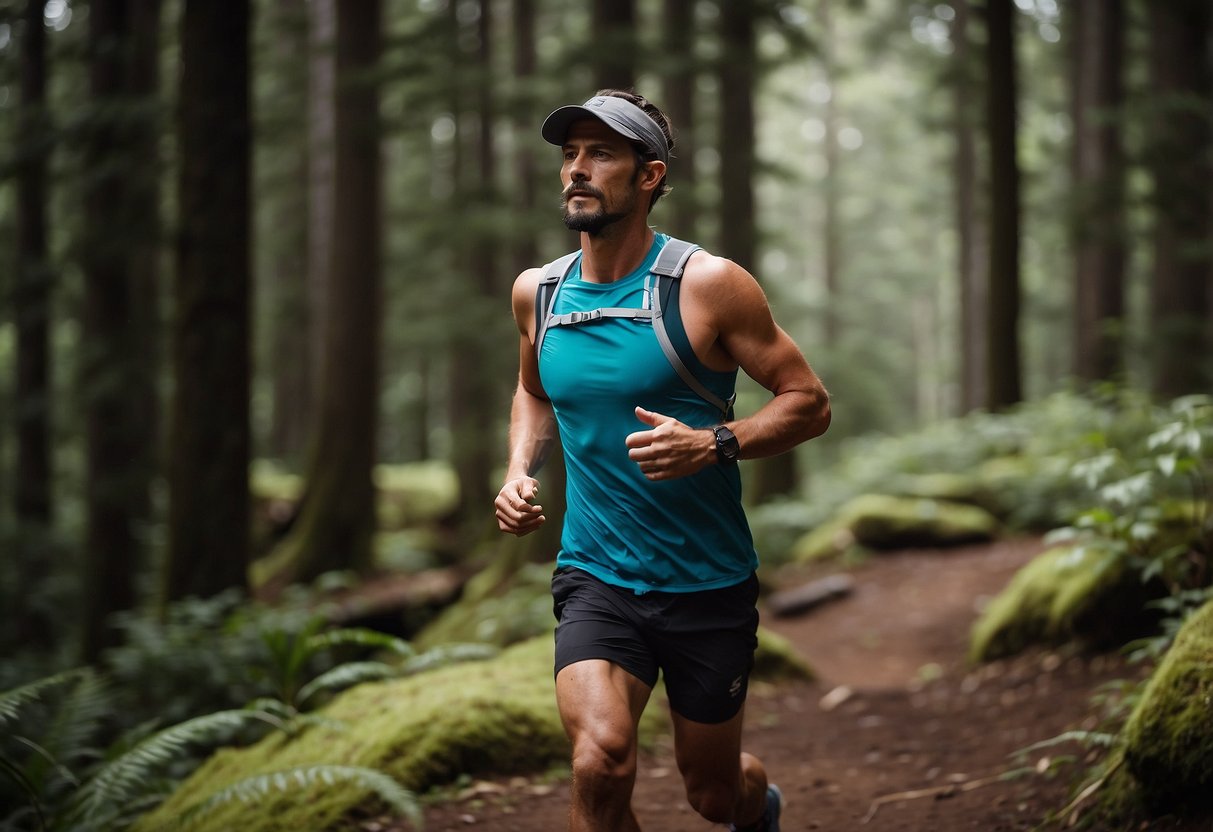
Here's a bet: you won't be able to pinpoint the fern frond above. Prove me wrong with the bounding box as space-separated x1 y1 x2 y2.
30 669 111 790
177 764 422 830
297 662 401 706
0 753 47 832
305 628 414 657
68 708 279 823
0 669 87 726
402 643 498 675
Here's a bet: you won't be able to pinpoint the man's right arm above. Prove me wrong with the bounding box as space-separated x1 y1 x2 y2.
495 268 557 537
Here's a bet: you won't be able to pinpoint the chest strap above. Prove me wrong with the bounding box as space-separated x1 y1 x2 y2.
533 239 736 420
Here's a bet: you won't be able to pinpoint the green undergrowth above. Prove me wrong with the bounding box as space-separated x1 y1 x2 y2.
133 631 811 832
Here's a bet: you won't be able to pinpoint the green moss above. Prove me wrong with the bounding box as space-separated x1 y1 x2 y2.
969 544 1163 662
790 494 999 563
135 623 808 832
374 462 459 530
753 626 815 682
1120 598 1213 815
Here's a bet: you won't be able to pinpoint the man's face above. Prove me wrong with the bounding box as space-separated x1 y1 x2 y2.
559 119 646 235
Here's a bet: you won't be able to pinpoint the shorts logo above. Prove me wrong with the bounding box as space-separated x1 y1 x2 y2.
729 675 743 698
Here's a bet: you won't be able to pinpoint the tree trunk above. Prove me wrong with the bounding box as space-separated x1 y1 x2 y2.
592 0 636 91
662 0 697 241
1070 0 1126 385
308 0 335 422
1147 0 1213 398
449 0 504 535
512 0 538 276
267 0 382 589
14 0 53 647
820 0 841 347
983 0 1022 411
80 0 162 658
952 0 987 413
719 0 796 501
268 0 312 462
166 0 252 602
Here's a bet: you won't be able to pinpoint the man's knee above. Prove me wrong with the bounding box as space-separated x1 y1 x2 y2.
570 729 636 795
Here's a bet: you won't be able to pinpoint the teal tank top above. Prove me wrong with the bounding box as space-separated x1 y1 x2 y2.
538 234 758 593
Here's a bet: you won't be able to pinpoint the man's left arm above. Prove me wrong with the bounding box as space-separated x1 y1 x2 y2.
711 259 831 460
625 257 830 480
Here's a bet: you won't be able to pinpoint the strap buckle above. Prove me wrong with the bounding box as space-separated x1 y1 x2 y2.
568 310 602 324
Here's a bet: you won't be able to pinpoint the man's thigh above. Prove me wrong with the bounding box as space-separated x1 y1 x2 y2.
670 706 746 789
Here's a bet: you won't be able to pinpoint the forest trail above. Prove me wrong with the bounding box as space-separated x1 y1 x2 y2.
413 539 1177 832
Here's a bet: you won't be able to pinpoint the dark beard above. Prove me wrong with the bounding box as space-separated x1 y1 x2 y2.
562 204 628 235
560 182 631 236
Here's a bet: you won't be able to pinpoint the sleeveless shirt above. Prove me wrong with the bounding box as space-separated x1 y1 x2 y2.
538 233 758 594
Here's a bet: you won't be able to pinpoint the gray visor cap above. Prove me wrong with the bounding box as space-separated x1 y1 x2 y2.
541 96 669 165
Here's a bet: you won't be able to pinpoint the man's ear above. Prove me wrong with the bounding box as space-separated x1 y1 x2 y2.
639 160 667 192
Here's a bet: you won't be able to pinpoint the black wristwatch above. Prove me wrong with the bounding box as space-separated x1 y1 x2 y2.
712 425 740 465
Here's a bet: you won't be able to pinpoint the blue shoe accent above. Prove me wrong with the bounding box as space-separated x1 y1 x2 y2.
765 784 783 832
729 783 783 832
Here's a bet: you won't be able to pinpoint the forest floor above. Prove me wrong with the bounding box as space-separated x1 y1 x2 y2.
407 538 1206 832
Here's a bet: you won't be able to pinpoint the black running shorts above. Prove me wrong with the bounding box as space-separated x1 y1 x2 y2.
551 567 760 724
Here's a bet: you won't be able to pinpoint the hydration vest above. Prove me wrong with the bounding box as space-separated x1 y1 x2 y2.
533 237 736 420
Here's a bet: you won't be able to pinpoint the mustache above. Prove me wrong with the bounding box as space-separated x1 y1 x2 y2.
562 183 605 203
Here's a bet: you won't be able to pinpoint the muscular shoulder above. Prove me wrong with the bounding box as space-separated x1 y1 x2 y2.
679 250 772 326
511 266 546 338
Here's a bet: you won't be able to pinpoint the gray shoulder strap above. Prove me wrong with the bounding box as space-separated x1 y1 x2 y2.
651 237 700 278
534 252 580 358
649 240 736 419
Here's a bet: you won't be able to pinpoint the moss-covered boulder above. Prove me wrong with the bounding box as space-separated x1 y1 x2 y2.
374 462 459 530
969 544 1164 662
790 494 1000 562
135 626 811 832
414 560 555 650
1118 598 1213 815
133 638 585 832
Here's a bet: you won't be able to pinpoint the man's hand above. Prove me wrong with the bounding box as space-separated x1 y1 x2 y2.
496 476 545 536
625 407 715 481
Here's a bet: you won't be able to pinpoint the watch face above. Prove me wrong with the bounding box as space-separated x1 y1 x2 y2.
715 426 739 462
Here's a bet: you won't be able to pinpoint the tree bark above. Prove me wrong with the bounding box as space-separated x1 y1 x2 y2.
983 0 1022 411
268 0 312 462
592 0 636 91
308 0 335 422
14 0 53 647
449 0 505 533
820 0 841 347
1070 0 1126 385
662 0 697 241
719 0 796 501
1147 0 1212 398
951 0 987 413
267 0 382 589
166 0 252 602
80 0 163 658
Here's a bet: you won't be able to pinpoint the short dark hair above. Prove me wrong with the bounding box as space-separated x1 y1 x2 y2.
596 89 674 211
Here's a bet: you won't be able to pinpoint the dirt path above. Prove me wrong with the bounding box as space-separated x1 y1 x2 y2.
414 539 1180 831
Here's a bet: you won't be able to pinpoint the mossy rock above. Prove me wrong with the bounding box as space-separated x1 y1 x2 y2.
969 544 1165 662
135 626 811 832
134 638 589 832
1119 598 1213 816
414 560 555 650
374 462 460 530
790 494 999 563
888 472 1005 518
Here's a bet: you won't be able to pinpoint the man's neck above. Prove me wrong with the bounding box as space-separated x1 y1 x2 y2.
578 219 655 284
